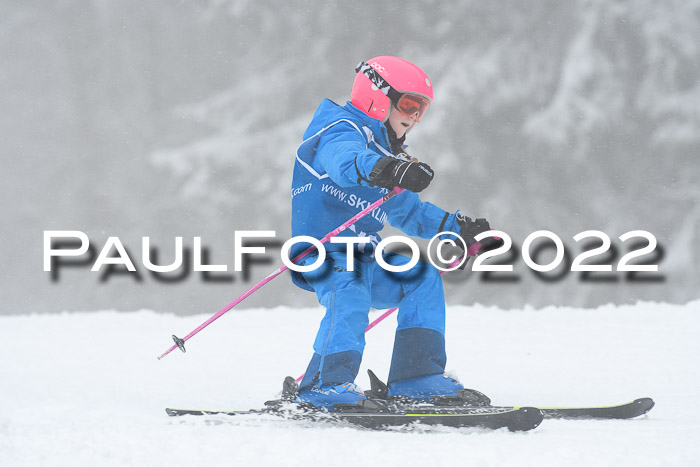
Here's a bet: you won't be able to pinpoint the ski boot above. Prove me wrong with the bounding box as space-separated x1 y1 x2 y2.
365 369 491 407
295 380 367 411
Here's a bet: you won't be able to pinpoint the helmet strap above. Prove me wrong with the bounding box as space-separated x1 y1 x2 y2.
384 120 407 156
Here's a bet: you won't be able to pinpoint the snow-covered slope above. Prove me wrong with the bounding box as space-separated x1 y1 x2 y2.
2 301 699 466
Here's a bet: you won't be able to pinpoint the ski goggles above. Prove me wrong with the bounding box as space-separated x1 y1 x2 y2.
355 61 431 121
394 93 430 121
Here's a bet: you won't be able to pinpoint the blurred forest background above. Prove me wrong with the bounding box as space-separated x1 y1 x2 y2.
1 0 698 315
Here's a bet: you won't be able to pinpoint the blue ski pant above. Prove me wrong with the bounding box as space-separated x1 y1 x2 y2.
298 250 448 391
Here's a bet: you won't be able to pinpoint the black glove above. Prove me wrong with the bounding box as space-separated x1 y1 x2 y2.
368 157 434 193
455 212 504 254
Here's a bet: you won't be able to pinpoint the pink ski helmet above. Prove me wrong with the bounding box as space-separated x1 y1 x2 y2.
351 56 433 122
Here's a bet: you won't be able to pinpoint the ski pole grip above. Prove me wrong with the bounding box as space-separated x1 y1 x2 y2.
466 229 502 257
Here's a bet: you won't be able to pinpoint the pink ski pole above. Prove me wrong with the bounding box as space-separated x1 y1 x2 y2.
157 187 404 360
293 239 485 382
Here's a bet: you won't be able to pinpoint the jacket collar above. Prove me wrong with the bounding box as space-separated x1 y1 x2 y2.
342 101 391 150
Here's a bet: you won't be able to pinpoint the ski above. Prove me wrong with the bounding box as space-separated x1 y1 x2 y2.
381 394 655 420
165 401 543 432
362 370 655 420
505 397 655 420
361 397 655 421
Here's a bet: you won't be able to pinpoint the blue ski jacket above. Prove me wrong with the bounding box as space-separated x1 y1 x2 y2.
290 99 461 291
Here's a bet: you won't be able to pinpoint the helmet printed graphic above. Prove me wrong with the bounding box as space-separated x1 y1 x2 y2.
351 56 433 122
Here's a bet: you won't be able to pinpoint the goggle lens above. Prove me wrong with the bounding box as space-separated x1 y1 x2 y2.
396 94 430 121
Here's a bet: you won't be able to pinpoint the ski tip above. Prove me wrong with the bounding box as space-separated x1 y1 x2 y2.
634 397 655 416
509 407 544 432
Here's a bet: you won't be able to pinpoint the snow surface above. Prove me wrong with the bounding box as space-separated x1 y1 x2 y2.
2 301 699 466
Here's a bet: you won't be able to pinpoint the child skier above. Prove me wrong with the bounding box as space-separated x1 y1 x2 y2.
290 56 498 410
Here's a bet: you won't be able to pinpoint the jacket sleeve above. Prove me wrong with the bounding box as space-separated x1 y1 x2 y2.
314 122 383 187
387 191 461 240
